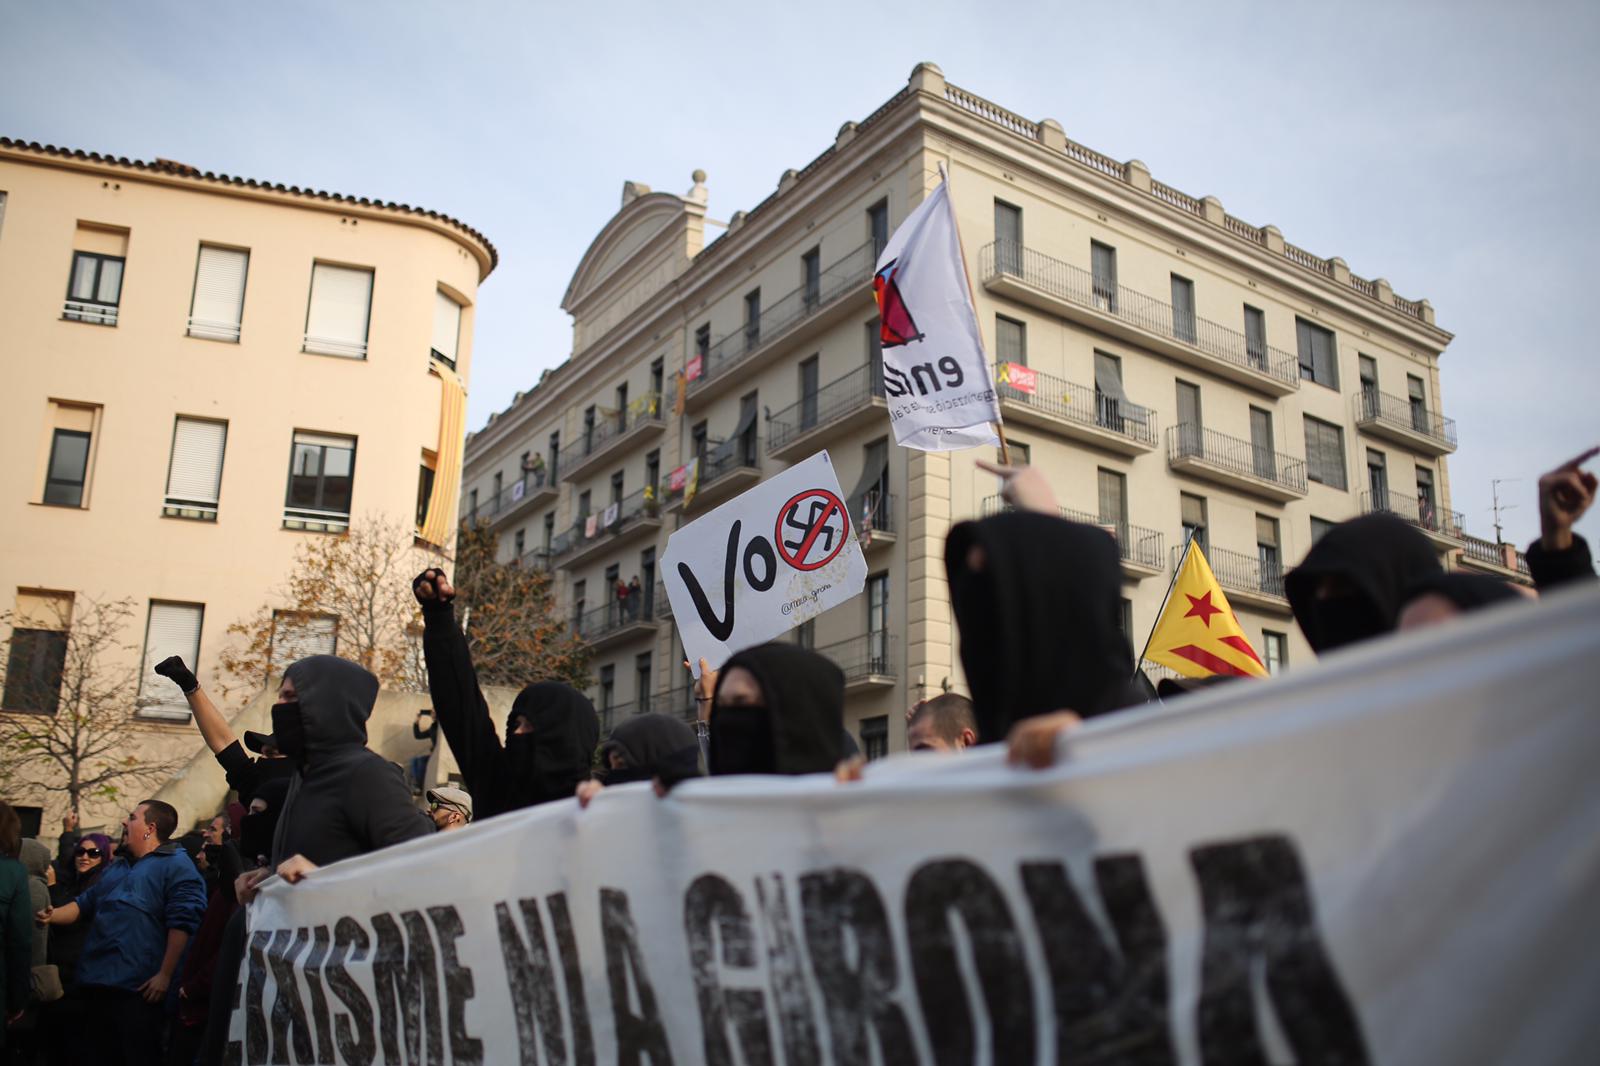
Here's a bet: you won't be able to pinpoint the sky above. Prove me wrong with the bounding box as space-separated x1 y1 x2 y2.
4 0 1597 549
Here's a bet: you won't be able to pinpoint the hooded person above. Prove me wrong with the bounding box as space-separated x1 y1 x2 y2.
600 713 703 787
414 569 600 819
945 512 1138 746
1284 514 1442 654
708 643 845 776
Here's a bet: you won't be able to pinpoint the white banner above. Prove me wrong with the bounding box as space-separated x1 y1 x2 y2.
663 451 867 676
226 586 1600 1065
874 175 1002 451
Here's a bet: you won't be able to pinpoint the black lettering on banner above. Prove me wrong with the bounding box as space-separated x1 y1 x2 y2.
246 929 273 1066
678 522 741 641
327 917 376 1066
799 868 916 1066
1022 857 1175 1065
302 925 337 1065
1189 835 1371 1066
429 906 483 1066
547 892 596 1066
910 362 941 395
495 899 568 1066
754 874 820 1065
372 911 444 1066
937 355 965 389
904 859 1035 1066
601 888 675 1066
743 535 776 592
266 927 315 1066
684 874 773 1066
883 364 909 399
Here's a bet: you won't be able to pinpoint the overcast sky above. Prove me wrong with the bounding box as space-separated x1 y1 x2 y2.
4 0 1596 548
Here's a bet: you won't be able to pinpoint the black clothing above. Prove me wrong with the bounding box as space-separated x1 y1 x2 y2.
77 984 164 1066
710 643 844 775
47 849 108 987
1403 571 1525 614
268 655 433 867
1285 514 1442 653
213 740 295 808
945 512 1134 743
601 713 702 786
1524 534 1595 592
420 600 599 818
412 713 439 748
237 777 288 870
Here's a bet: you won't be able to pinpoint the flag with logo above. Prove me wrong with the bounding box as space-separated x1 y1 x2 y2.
1143 540 1269 679
873 173 1002 451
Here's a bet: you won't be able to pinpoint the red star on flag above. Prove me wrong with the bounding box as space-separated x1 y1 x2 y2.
1184 590 1223 627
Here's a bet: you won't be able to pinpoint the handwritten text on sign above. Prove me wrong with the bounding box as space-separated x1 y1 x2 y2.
663 451 867 675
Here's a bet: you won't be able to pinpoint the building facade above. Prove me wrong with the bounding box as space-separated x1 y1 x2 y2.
0 139 494 829
462 63 1505 755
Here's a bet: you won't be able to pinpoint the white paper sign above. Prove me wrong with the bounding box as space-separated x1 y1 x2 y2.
663 450 866 674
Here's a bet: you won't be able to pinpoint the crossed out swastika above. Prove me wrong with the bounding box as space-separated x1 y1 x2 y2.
774 489 851 572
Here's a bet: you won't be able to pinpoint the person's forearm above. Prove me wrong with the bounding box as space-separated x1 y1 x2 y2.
49 902 80 926
159 929 190 978
189 685 237 754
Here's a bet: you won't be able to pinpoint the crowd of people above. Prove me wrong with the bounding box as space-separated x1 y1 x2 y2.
0 447 1591 1064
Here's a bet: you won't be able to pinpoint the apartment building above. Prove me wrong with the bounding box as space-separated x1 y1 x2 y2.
463 63 1502 755
0 139 494 828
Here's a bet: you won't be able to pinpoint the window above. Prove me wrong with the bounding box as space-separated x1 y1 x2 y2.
995 315 1026 366
164 417 227 521
1416 466 1437 527
3 591 71 715
1244 305 1267 369
851 438 890 529
645 449 660 491
692 421 708 463
468 488 478 518
1295 317 1339 389
572 580 587 627
303 263 373 358
577 490 592 520
542 513 555 550
1091 240 1118 312
636 653 653 710
737 392 759 465
799 355 819 429
867 573 889 674
1001 439 1032 467
514 529 525 558
1176 380 1203 454
1304 417 1347 490
0 191 7 239
1094 351 1127 431
284 431 356 531
1097 468 1128 530
492 471 503 504
188 245 248 341
994 200 1022 273
1310 516 1337 544
582 406 596 453
1407 374 1429 432
432 290 462 368
861 715 889 762
1256 514 1282 593
64 250 125 325
548 432 561 481
640 549 657 614
138 602 203 719
868 199 889 258
1181 493 1209 554
610 470 625 506
866 317 884 394
801 247 821 310
1171 274 1197 344
1119 598 1134 655
744 289 761 351
615 382 629 432
43 429 92 507
1359 353 1378 398
1263 631 1288 675
650 358 665 400
599 665 615 712
694 324 711 360
1249 407 1276 481
1367 450 1389 509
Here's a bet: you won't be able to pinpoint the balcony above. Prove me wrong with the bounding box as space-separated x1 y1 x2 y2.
767 364 887 463
981 497 1163 581
62 298 118 326
554 486 664 570
1353 389 1457 456
515 548 554 572
1361 491 1464 550
856 493 896 554
562 394 667 483
993 365 1157 456
653 580 674 621
1176 543 1290 614
1166 425 1307 503
685 240 878 411
573 598 658 653
979 241 1300 396
597 686 699 733
463 469 559 531
1457 533 1532 584
665 442 761 515
819 634 897 694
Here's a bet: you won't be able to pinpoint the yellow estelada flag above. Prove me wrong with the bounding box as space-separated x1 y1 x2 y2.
1142 539 1269 679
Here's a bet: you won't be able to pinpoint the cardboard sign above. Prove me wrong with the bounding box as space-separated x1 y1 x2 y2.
663 451 866 675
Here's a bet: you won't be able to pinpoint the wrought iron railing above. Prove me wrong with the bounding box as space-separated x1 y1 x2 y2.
574 597 655 643
981 496 1164 570
578 393 665 461
993 364 1157 445
1354 389 1457 448
1361 491 1464 539
819 634 897 682
854 492 896 537
553 486 661 559
1175 543 1286 601
768 364 885 452
1166 424 1307 494
460 467 554 522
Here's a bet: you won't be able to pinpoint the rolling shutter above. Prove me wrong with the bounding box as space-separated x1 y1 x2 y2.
189 246 248 341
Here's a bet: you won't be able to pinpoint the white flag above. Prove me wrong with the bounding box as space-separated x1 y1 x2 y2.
874 176 1002 451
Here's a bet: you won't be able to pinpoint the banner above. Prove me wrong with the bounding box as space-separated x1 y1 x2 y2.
873 174 1002 451
997 360 1036 394
663 451 866 675
226 587 1600 1065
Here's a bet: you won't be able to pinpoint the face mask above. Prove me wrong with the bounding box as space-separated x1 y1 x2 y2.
602 763 655 787
271 700 309 763
1306 597 1388 652
709 705 776 776
239 812 274 866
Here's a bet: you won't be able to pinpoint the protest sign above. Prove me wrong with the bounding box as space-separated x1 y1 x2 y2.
225 586 1600 1065
663 451 866 674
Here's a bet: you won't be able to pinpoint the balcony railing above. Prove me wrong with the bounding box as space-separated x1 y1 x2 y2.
979 240 1300 387
819 634 897 683
654 580 673 620
1361 491 1464 540
573 597 655 643
575 393 665 463
282 506 350 534
856 492 896 537
768 364 886 453
63 299 118 326
1460 533 1530 575
460 467 554 523
1166 425 1307 495
553 486 662 560
688 239 877 394
1176 543 1286 602
1355 389 1457 449
993 364 1157 446
666 440 761 506
981 496 1164 571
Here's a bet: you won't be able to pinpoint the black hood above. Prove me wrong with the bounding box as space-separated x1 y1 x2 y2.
283 655 379 758
946 512 1134 743
1285 515 1441 652
602 713 703 786
711 643 844 775
1402 571 1524 614
504 681 599 806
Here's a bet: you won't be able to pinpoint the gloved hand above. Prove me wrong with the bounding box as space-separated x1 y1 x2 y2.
154 656 199 694
412 568 456 606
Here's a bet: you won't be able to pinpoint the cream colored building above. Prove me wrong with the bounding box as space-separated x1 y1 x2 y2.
0 139 493 831
463 63 1508 756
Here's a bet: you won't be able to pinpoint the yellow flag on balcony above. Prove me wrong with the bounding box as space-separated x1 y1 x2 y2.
1143 540 1269 679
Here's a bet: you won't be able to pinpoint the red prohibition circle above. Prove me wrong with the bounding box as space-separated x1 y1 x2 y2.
774 489 851 572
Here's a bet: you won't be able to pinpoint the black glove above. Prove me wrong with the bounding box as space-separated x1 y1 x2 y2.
412 568 455 607
154 656 199 694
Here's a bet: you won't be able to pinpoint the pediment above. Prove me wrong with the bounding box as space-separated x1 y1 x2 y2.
562 192 691 313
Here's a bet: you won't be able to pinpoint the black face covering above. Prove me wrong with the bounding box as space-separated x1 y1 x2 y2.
270 701 308 764
708 705 777 775
502 682 601 808
602 713 703 786
709 644 844 776
1285 515 1442 653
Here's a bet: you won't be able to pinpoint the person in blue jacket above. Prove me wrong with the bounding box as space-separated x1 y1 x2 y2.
38 798 206 1066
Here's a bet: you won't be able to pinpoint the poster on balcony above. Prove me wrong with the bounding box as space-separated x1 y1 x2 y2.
998 361 1036 394
663 450 866 676
874 174 1003 451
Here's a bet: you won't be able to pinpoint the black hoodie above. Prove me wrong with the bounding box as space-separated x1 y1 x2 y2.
269 656 434 866
945 512 1135 744
709 643 844 775
1285 514 1442 653
601 713 703 786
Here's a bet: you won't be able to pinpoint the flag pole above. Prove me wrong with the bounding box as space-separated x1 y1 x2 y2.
936 160 1010 465
1134 528 1195 678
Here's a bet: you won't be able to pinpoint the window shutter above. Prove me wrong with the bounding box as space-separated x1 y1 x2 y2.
270 614 338 674
189 246 248 340
1093 353 1129 404
305 264 373 357
1256 515 1279 548
432 290 461 364
166 418 227 507
139 603 203 716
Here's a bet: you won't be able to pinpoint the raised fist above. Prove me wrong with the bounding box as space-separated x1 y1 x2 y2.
154 656 199 694
412 568 456 606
